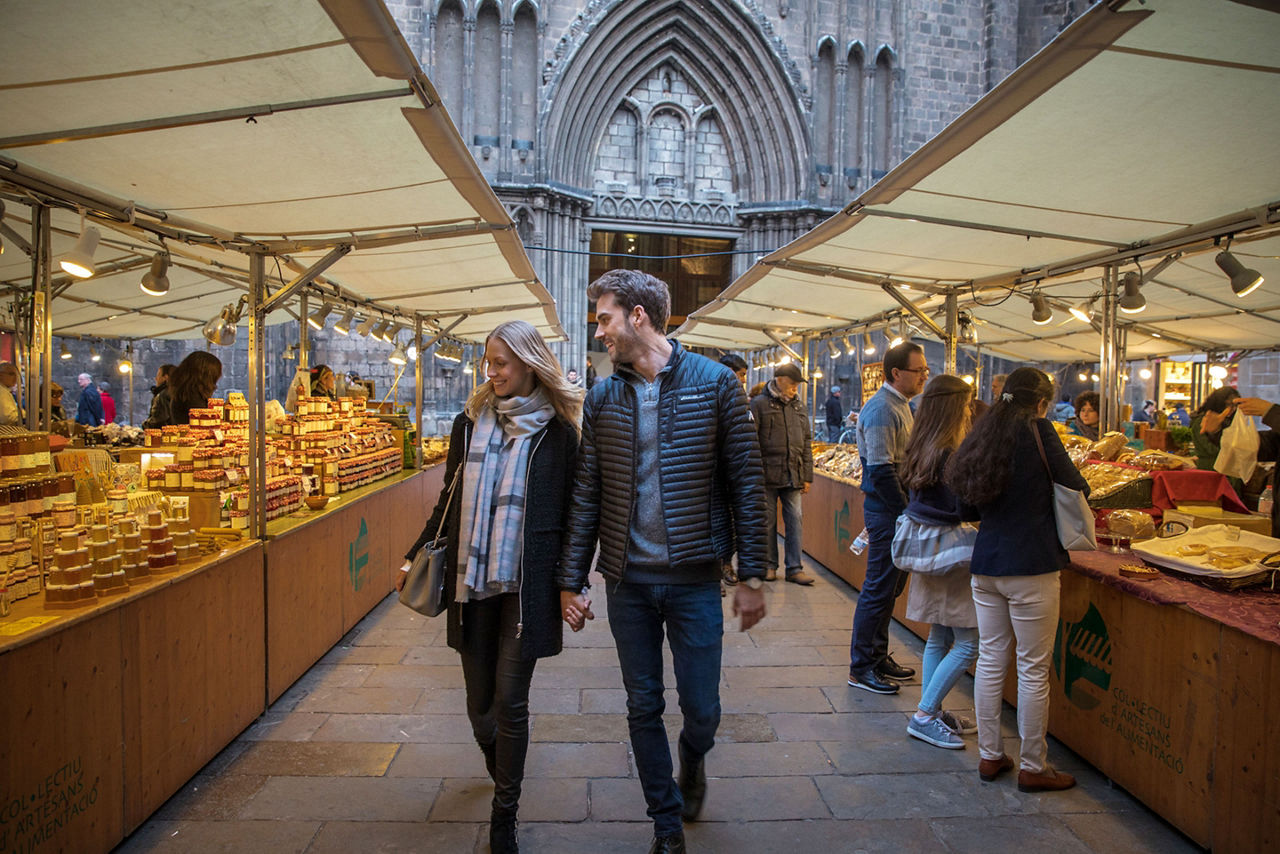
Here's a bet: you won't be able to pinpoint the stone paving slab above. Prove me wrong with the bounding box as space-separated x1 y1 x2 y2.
294 684 427 714
152 773 269 821
1058 809 1200 852
319 643 409 666
238 776 440 822
930 814 1095 854
817 771 1000 820
686 817 944 852
311 713 477 743
226 741 398 777
361 664 465 689
719 685 835 714
241 711 331 742
304 820 482 853
429 777 590 822
703 741 834 777
115 819 321 853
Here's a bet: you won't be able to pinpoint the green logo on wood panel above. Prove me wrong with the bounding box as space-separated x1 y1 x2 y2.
1053 602 1113 710
348 517 369 592
834 500 851 550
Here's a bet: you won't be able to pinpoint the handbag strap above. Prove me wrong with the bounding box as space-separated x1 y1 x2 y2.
1029 421 1055 481
431 463 463 547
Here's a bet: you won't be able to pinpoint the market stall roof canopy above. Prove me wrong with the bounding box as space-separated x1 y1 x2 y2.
676 0 1280 363
0 0 563 342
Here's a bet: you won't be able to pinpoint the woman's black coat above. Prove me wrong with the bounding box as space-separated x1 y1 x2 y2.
406 411 577 660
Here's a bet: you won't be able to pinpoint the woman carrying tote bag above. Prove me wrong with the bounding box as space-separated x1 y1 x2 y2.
899 375 981 750
945 367 1090 792
398 320 582 853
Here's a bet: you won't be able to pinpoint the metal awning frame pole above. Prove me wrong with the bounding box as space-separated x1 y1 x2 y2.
247 253 267 539
413 315 423 465
1099 265 1120 432
944 291 958 375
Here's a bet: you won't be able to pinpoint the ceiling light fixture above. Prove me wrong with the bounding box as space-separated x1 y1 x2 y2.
1118 271 1146 314
306 302 333 330
369 319 389 341
140 251 170 296
1215 250 1264 298
1068 297 1095 323
958 311 977 344
1139 366 1152 380
384 322 403 343
334 308 355 336
356 316 375 336
89 346 101 362
388 341 408 366
863 332 877 356
203 297 246 346
59 341 72 360
60 214 101 278
1030 292 1053 325
282 343 297 360
826 339 841 359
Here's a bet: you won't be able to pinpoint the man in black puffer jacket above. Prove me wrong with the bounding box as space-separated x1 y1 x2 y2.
558 269 768 854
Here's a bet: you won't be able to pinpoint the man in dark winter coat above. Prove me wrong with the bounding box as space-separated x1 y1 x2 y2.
751 363 815 585
559 269 768 854
825 385 844 442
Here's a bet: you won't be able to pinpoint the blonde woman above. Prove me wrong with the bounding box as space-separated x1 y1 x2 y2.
399 320 583 854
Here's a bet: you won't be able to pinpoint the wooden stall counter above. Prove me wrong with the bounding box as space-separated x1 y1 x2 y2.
263 465 445 702
0 539 265 852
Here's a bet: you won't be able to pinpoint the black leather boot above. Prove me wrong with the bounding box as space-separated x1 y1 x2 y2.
648 830 686 854
490 810 518 854
677 742 706 822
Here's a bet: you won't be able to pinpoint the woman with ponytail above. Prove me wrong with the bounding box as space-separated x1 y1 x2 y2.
945 367 1089 792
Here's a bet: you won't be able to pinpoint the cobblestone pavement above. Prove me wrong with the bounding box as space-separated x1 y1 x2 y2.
119 553 1198 853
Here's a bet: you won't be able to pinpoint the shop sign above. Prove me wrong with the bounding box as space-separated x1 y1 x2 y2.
833 500 851 551
0 757 98 852
348 517 369 592
1054 601 1185 775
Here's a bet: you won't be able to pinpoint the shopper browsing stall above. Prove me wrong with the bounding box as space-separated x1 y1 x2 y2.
946 367 1089 793
145 352 222 427
1233 396 1280 536
898 374 980 750
400 320 582 854
1190 387 1241 472
848 341 928 695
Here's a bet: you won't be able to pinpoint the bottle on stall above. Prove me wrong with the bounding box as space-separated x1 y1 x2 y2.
850 527 870 555
1259 485 1274 517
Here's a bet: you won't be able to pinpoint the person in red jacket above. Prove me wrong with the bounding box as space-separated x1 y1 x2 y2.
98 382 116 424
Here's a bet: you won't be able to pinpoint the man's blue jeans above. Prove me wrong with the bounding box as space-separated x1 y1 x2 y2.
606 580 723 835
764 486 805 576
848 504 909 673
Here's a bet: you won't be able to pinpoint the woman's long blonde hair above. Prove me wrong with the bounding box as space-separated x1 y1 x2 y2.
464 320 584 437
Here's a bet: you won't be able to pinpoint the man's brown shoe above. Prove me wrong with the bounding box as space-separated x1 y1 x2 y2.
786 570 815 585
978 754 1014 782
1017 768 1076 793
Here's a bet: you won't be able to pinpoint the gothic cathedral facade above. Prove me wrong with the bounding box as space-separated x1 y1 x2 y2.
383 0 1083 369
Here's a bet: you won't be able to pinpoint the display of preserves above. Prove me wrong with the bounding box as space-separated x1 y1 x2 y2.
813 443 862 484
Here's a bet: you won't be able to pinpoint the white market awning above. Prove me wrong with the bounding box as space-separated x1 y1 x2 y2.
676 0 1280 362
0 0 563 342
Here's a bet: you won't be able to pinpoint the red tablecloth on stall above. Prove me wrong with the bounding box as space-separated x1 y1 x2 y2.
1149 469 1249 513
1070 549 1280 648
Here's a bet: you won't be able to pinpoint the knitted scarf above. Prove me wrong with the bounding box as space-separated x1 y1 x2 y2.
455 386 554 601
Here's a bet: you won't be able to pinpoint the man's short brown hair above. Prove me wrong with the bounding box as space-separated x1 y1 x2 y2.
587 269 671 333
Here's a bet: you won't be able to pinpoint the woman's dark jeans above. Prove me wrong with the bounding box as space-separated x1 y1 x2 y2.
458 593 537 817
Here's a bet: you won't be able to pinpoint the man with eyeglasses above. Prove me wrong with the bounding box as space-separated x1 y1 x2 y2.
848 341 929 694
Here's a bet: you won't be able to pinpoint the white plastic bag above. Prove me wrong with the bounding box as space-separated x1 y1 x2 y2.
1214 412 1259 481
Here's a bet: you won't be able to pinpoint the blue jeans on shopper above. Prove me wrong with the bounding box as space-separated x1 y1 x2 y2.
764 486 804 576
827 424 842 443
918 625 979 715
605 580 724 836
848 504 909 674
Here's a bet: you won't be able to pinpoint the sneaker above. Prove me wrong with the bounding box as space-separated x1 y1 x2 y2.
847 669 900 694
940 710 977 735
907 715 965 749
878 654 916 680
785 570 815 585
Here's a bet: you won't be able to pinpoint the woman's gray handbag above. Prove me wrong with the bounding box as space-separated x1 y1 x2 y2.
399 466 462 617
1031 425 1097 551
